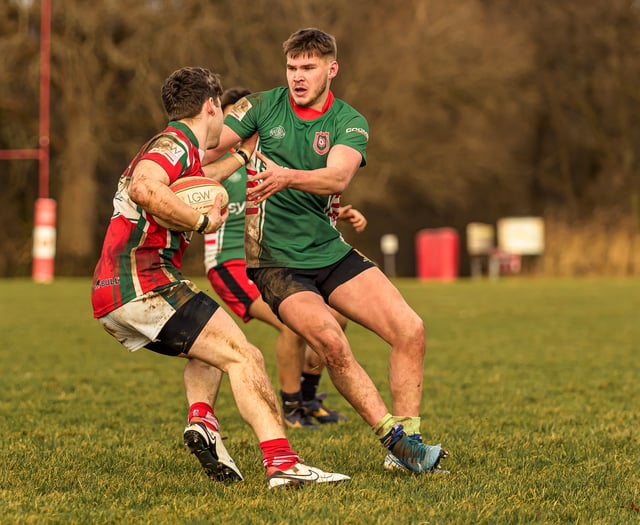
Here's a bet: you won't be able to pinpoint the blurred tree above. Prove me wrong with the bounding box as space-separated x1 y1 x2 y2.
0 2 41 274
1 0 638 277
515 0 640 217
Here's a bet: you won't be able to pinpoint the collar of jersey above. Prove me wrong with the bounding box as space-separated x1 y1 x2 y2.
167 121 199 149
289 91 334 120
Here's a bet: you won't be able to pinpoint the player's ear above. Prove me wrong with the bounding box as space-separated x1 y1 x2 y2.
206 97 218 116
328 60 339 80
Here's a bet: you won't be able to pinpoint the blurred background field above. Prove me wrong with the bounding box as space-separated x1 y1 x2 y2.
1 277 638 524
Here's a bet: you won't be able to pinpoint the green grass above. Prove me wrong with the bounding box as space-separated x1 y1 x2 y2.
1 277 639 524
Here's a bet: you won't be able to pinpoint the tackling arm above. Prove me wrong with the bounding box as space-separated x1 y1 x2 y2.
202 125 244 165
247 144 362 203
202 126 257 183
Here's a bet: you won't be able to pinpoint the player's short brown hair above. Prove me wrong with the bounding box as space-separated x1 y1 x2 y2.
282 28 337 60
161 67 223 121
221 87 252 110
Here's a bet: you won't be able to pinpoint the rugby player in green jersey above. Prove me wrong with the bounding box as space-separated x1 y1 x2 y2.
204 28 448 474
201 87 369 430
91 67 349 488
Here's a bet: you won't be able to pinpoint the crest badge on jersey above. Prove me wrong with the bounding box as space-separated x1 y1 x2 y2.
313 131 330 155
269 126 286 139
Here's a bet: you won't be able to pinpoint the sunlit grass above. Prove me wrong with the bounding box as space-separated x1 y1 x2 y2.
1 277 639 524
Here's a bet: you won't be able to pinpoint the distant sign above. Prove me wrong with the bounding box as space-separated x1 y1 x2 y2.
466 222 494 255
497 217 545 255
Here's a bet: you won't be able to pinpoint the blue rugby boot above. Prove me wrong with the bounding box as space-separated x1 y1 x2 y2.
380 425 448 474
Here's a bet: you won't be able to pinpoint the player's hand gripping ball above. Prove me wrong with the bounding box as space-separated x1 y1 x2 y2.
153 176 229 231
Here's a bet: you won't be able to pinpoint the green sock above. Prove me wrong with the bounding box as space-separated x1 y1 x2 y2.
372 413 394 437
390 416 421 437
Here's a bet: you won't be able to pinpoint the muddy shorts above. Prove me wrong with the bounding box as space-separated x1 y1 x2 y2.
247 249 376 318
98 280 219 355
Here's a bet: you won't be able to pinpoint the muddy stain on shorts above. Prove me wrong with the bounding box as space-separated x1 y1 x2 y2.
252 267 308 315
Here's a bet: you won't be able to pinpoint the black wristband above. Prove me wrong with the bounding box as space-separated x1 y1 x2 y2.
197 214 209 234
236 149 250 165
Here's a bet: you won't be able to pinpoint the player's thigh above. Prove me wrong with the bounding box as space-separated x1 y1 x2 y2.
188 307 264 373
279 291 347 353
329 266 422 344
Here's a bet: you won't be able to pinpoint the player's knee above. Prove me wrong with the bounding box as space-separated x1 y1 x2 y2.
314 328 349 366
412 314 426 342
226 343 266 373
397 312 425 350
245 343 266 368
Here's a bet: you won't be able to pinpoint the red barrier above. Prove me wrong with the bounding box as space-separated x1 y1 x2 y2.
32 198 56 283
415 228 459 281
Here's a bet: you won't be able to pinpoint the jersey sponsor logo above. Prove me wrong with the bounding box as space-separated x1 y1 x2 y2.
269 126 286 139
228 202 246 215
94 277 120 289
313 131 330 155
229 97 252 121
346 127 369 141
148 137 185 166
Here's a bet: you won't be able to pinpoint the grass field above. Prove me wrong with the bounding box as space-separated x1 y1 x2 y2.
1 277 639 524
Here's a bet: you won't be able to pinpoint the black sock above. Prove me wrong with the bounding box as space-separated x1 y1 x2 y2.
301 373 321 402
280 390 302 411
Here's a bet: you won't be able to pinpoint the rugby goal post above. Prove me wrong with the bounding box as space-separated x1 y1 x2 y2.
0 0 53 282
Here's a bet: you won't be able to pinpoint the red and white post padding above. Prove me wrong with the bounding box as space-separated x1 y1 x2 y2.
32 198 56 283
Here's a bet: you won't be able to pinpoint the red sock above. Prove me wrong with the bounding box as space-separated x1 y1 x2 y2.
188 402 219 432
260 438 299 473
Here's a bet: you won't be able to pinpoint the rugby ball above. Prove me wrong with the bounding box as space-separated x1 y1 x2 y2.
153 176 229 231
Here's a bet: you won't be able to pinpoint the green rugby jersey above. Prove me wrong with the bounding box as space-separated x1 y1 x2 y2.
203 152 248 270
225 87 369 269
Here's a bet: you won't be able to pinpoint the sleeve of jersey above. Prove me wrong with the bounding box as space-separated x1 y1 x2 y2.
224 96 259 140
336 114 370 167
141 135 191 184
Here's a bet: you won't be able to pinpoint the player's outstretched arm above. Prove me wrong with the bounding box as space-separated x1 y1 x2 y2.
248 145 361 203
202 131 258 183
202 125 244 165
202 149 251 183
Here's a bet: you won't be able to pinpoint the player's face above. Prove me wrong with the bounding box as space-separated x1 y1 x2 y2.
286 53 338 111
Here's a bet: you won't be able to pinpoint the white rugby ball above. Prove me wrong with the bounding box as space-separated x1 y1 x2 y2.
153 176 229 231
